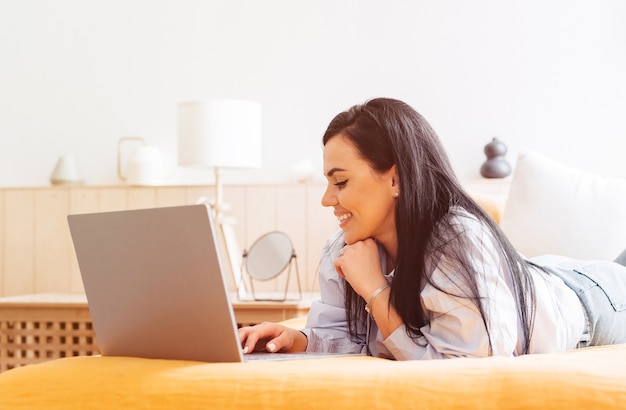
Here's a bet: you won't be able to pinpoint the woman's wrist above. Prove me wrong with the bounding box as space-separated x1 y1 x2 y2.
365 284 391 316
290 328 308 352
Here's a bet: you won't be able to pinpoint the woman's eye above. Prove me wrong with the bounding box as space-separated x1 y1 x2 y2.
334 180 347 187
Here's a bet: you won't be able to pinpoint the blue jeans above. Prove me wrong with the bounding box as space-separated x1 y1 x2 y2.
546 260 626 348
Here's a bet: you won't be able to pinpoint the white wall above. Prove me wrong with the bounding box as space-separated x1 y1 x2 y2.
1 0 625 187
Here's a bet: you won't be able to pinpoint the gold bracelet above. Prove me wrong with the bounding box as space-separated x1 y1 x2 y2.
365 284 390 316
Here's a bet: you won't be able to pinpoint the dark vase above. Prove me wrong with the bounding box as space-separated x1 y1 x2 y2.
480 138 511 178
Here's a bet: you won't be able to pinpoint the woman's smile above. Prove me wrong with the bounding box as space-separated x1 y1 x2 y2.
336 211 353 227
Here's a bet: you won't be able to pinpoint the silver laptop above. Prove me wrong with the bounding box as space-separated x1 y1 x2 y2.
68 204 335 363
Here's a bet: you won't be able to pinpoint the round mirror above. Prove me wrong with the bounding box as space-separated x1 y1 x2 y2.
245 231 294 281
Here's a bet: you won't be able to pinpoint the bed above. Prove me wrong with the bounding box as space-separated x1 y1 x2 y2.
1 340 625 409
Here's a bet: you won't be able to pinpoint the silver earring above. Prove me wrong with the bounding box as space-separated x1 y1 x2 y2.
393 192 399 198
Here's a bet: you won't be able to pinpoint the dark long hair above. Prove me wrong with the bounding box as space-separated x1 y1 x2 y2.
322 98 536 354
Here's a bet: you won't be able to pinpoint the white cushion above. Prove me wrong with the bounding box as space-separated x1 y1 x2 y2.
500 150 626 261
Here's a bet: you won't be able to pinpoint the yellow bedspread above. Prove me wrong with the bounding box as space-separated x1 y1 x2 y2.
1 344 625 409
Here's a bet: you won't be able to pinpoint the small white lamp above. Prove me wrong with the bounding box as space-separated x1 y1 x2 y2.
178 99 262 220
178 99 262 299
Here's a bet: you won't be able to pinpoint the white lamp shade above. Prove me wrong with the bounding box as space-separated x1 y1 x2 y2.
178 99 262 169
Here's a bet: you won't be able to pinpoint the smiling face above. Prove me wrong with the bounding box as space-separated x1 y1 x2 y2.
321 133 399 249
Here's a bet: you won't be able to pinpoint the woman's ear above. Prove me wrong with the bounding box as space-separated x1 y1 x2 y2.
388 165 400 198
390 165 399 188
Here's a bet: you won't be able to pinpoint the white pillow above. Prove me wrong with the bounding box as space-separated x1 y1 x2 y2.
500 150 626 261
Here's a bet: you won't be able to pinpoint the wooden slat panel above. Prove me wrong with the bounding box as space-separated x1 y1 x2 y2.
222 186 246 255
243 186 276 244
69 188 100 214
68 188 100 293
242 186 278 293
275 185 307 295
221 186 247 293
127 187 157 209
156 187 187 207
4 190 35 296
0 184 347 297
184 186 213 206
306 184 338 291
98 188 128 212
34 189 71 293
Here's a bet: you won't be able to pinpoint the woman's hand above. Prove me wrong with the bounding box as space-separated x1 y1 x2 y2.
238 322 307 354
334 238 402 339
334 238 388 300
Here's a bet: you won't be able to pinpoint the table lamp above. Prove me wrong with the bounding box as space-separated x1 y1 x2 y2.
178 99 262 299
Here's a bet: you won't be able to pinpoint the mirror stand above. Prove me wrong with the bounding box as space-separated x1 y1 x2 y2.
240 231 302 302
247 250 302 302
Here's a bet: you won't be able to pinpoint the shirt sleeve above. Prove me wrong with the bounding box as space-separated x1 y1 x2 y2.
301 230 368 354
